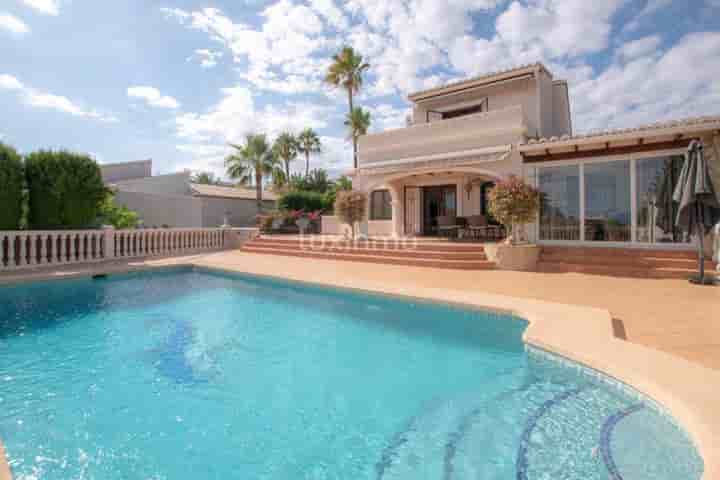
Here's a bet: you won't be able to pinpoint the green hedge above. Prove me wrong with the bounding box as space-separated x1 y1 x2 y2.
278 190 327 212
25 150 106 229
0 143 24 230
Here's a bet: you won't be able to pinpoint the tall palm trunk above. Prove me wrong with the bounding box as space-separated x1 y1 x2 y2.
255 170 262 209
284 160 290 182
347 89 357 169
305 151 310 177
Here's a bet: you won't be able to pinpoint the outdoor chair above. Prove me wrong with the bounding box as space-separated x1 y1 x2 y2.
461 215 505 241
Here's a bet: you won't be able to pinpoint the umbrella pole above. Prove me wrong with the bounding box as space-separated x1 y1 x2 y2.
691 203 717 285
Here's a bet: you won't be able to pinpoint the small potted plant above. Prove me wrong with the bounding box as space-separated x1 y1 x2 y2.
483 175 542 271
334 190 367 239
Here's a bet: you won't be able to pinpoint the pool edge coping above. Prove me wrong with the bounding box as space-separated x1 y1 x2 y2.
0 260 718 480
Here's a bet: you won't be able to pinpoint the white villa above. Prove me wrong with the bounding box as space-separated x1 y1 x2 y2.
345 63 720 251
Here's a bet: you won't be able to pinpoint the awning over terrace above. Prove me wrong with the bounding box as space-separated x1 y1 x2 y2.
355 144 512 177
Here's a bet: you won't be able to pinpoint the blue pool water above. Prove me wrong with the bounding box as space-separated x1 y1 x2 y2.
0 267 703 479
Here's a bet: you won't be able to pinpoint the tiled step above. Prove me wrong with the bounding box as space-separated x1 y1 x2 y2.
539 253 714 270
243 240 488 261
540 246 698 259
537 261 707 279
250 236 488 253
537 246 716 279
240 245 495 270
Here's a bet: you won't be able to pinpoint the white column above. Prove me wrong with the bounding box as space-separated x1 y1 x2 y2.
388 183 404 238
18 235 26 267
7 233 15 269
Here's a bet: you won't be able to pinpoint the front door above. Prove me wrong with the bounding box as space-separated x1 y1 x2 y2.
422 185 457 236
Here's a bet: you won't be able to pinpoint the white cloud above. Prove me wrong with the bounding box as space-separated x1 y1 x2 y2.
308 0 348 30
127 86 180 109
188 49 223 68
617 35 662 62
172 83 350 176
162 4 336 94
20 0 60 15
0 74 24 90
175 85 332 143
367 103 410 132
568 32 720 133
0 73 117 121
0 13 30 34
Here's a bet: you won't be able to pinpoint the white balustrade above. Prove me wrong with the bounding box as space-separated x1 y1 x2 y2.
0 228 225 271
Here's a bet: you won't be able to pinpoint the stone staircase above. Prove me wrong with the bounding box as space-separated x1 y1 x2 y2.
240 236 495 270
538 246 716 279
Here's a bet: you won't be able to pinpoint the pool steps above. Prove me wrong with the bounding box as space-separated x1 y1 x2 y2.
376 381 648 480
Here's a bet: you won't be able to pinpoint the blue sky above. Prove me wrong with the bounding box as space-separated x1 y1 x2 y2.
1 0 719 179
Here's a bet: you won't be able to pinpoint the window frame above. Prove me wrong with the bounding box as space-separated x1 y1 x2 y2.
370 189 393 221
530 147 693 249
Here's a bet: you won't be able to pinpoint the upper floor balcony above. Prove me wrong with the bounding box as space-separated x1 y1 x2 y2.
358 105 528 168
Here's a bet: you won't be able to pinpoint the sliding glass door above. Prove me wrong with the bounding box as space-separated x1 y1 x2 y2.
536 153 691 245
584 160 631 242
538 166 580 241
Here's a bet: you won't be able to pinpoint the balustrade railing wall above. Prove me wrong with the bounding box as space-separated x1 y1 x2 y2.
0 228 226 271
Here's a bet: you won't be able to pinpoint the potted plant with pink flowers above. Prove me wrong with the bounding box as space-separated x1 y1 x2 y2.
483 175 542 271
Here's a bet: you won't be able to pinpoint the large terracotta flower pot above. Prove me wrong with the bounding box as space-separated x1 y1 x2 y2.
484 243 541 271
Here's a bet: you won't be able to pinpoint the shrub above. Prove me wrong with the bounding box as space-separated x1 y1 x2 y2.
278 190 326 212
487 175 540 244
0 143 24 230
97 194 139 229
256 214 275 232
334 190 367 239
25 150 107 229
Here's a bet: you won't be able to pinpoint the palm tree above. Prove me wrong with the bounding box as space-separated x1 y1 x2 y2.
273 132 298 181
345 107 371 147
270 166 287 191
225 133 278 207
325 46 369 169
297 128 322 177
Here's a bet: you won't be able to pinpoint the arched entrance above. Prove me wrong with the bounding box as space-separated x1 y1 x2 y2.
355 167 504 238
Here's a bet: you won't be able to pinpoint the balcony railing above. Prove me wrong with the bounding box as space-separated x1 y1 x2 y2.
358 105 527 166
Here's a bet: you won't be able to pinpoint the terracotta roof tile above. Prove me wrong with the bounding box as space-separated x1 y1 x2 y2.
522 115 720 146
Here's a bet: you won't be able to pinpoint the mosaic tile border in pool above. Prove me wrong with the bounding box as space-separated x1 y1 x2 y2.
525 345 702 455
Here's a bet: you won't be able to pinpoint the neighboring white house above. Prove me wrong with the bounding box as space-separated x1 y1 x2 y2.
349 62 720 251
100 160 276 228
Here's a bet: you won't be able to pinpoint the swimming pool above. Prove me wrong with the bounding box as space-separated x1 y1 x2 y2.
0 267 703 479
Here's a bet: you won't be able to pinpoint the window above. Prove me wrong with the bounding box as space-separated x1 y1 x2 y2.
442 103 485 119
370 190 392 220
584 160 631 242
636 155 689 244
538 166 580 240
